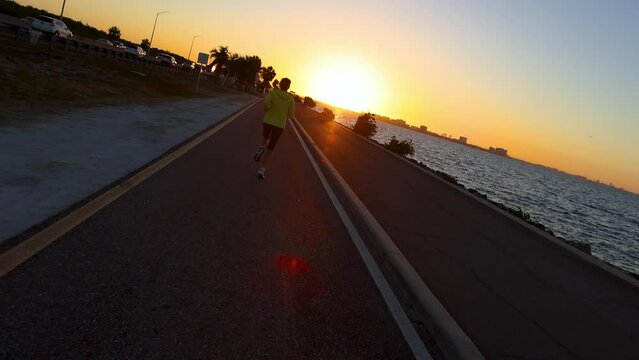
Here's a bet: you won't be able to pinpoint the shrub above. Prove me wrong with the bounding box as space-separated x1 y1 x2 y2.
292 94 302 103
383 136 415 156
353 113 377 138
303 96 316 108
321 107 335 121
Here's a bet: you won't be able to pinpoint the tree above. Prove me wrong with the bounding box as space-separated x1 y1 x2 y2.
321 107 335 121
303 96 316 108
235 55 262 91
141 38 150 51
353 113 377 138
258 66 276 92
383 136 415 156
107 26 121 40
209 46 230 78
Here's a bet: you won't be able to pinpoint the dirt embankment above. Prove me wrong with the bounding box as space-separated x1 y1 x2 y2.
0 36 229 122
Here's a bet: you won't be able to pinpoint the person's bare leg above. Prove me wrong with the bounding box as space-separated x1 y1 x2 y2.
255 136 269 162
257 138 271 178
260 149 273 166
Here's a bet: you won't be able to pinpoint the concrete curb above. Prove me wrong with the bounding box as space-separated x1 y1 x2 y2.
0 99 260 278
293 118 486 360
334 122 639 289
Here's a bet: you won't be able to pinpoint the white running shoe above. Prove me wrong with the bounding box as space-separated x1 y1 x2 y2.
257 167 266 179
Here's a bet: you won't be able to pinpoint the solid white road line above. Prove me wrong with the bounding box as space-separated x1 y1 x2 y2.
290 120 433 360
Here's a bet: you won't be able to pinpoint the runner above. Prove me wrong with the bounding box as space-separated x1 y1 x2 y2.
254 77 295 179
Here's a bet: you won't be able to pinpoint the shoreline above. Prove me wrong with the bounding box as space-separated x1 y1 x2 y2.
378 117 638 197
332 119 639 280
328 104 637 197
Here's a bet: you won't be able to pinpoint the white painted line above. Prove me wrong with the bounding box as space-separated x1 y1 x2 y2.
290 120 433 360
0 100 259 278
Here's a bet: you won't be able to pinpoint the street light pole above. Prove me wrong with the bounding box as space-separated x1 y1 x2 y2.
148 11 169 56
188 35 201 61
59 0 66 20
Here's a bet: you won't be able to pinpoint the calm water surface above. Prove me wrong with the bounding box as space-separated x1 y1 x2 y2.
335 113 639 275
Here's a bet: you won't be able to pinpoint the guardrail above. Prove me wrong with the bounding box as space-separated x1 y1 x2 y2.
293 116 487 360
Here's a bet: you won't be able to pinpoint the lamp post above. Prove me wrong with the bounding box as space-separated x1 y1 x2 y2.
188 35 201 61
59 0 66 20
148 11 169 56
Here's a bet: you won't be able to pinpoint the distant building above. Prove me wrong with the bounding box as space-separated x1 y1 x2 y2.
488 147 508 156
388 119 407 127
458 136 467 144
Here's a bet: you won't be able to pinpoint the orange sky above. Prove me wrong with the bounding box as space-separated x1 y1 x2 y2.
19 0 639 193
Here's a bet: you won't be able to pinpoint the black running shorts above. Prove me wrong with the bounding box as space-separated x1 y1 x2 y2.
263 123 284 150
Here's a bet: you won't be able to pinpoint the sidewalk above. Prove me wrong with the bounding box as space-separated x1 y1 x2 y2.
0 95 255 243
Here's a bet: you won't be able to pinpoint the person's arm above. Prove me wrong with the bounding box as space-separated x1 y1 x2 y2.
288 98 296 120
263 92 272 111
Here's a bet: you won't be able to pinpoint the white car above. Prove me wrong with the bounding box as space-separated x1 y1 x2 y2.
29 16 73 38
156 53 177 66
113 41 126 49
125 45 146 57
96 39 114 46
180 61 195 70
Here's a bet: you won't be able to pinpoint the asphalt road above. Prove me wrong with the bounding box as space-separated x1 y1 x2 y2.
296 107 639 360
0 104 414 359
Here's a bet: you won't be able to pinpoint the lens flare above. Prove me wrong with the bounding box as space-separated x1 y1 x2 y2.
275 255 311 275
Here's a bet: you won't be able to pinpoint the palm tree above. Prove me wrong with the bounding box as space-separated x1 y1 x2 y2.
242 55 262 91
224 52 240 86
209 46 229 77
258 66 276 92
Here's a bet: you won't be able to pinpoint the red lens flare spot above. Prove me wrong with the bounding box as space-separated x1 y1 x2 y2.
276 255 311 275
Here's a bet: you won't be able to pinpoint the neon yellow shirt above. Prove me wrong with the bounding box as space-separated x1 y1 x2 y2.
263 90 295 129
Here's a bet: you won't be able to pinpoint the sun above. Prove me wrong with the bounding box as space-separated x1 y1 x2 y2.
306 56 382 112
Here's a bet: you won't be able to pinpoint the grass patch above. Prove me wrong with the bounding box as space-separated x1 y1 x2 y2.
0 36 231 122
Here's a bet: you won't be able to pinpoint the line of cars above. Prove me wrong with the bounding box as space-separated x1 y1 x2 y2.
82 39 197 70
95 39 144 57
19 15 201 71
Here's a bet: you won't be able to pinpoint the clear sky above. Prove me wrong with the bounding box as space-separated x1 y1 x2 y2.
20 0 639 193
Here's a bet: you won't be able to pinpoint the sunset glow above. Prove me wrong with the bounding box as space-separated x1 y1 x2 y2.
16 0 639 192
306 57 382 112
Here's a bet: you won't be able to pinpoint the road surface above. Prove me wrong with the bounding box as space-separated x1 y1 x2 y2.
0 104 415 359
296 106 639 360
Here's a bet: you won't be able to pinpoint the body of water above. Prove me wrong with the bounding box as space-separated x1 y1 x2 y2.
335 113 639 275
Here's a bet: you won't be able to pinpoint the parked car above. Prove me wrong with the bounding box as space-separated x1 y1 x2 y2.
20 17 38 26
29 15 73 38
113 41 126 49
96 39 114 46
156 53 178 66
180 60 195 70
125 45 146 57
